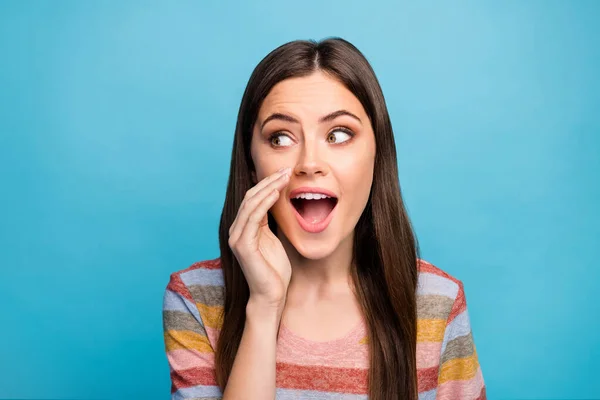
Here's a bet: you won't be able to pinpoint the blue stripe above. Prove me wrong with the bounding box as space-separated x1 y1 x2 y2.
417 272 459 299
172 384 223 399
163 289 203 326
276 388 368 399
418 388 437 400
440 310 471 355
181 267 224 287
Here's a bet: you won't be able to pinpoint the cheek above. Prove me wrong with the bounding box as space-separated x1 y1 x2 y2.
350 169 374 209
251 156 272 183
251 149 289 183
336 152 375 212
250 134 274 182
269 196 291 232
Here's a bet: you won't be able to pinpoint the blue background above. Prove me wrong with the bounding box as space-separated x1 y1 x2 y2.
1 1 598 399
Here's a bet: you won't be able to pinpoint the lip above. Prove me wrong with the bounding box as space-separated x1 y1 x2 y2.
288 186 338 234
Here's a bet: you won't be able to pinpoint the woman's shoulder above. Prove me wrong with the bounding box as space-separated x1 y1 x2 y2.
417 258 464 300
168 256 223 286
416 258 468 326
164 257 225 309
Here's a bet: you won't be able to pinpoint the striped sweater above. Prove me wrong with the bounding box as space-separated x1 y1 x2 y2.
163 258 486 399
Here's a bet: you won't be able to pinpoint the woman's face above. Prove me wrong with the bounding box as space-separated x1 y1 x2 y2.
250 71 376 260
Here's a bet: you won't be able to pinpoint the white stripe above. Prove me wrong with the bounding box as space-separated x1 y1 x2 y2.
163 289 203 326
418 388 437 400
440 310 471 355
276 388 368 399
181 268 224 287
417 272 459 299
173 384 222 399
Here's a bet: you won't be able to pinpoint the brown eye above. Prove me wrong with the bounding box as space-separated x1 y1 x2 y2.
327 129 353 144
269 133 293 147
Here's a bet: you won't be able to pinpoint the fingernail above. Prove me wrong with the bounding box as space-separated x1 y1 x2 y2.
277 167 285 173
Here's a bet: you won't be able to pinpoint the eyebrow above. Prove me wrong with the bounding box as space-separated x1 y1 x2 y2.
261 109 362 130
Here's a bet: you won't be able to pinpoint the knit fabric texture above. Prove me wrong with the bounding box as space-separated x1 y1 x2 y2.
163 258 486 399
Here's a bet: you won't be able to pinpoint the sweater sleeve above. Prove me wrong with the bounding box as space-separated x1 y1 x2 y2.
163 273 223 399
436 281 486 400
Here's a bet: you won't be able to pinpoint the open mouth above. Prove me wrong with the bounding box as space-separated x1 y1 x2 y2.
291 196 338 223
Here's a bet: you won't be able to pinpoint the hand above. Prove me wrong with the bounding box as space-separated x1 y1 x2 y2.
228 167 292 310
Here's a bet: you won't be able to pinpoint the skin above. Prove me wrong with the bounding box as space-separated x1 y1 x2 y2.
249 71 377 341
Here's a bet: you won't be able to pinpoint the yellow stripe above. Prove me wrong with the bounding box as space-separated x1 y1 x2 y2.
196 302 224 329
438 348 480 383
417 319 446 342
164 329 213 353
357 319 445 345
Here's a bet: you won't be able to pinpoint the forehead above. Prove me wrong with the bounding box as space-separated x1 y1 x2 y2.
257 71 366 120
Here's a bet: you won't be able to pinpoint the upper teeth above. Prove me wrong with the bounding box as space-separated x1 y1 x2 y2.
293 193 332 200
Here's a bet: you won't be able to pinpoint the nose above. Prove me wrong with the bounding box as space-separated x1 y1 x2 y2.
293 137 328 177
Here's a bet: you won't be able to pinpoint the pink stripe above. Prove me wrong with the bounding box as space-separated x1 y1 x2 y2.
276 342 369 368
167 349 215 371
417 341 442 369
205 326 221 350
436 367 484 400
275 321 369 368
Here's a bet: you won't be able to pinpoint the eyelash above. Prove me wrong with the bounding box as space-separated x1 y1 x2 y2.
267 126 356 147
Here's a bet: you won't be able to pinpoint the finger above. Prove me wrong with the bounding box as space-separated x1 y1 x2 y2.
230 171 289 242
247 167 290 199
229 171 290 244
239 187 281 246
229 167 290 236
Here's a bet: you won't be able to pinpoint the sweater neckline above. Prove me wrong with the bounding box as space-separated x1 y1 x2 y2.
278 318 366 353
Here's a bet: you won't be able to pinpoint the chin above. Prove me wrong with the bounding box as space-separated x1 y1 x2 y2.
274 213 353 262
285 233 339 261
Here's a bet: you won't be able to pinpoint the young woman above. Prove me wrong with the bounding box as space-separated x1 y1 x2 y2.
163 38 486 400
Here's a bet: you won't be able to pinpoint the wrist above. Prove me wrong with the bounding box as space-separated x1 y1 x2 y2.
246 297 285 327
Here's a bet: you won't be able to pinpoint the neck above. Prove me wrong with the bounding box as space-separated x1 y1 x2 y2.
278 229 355 298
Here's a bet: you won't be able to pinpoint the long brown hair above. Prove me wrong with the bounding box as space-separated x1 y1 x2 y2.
216 38 420 400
